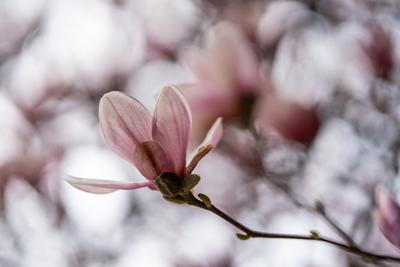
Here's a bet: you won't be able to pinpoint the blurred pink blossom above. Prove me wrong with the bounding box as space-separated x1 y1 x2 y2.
181 22 260 141
66 85 223 194
257 1 310 53
186 22 259 96
254 90 320 145
360 22 393 79
374 186 400 248
219 2 265 40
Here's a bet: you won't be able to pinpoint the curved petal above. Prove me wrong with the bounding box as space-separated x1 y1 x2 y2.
187 23 259 93
178 83 237 118
65 175 154 194
133 141 175 180
197 117 223 149
152 85 192 176
186 118 223 174
374 186 400 248
99 91 152 164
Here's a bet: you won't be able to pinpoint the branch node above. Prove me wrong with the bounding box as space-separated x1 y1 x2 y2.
198 193 212 208
314 200 325 214
310 230 320 240
236 233 251 240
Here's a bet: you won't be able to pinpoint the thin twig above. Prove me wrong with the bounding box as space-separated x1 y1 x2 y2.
279 188 357 247
315 204 357 247
220 127 395 263
247 127 359 247
186 193 400 264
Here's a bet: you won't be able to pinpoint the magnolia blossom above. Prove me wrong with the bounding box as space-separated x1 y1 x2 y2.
180 22 260 141
254 90 319 145
374 186 400 248
257 1 310 52
186 22 259 95
65 85 223 197
360 22 393 79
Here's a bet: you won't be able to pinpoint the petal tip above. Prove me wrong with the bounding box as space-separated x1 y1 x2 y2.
153 84 193 175
99 91 127 105
159 85 191 110
64 175 119 194
204 117 224 148
98 90 153 164
64 175 154 194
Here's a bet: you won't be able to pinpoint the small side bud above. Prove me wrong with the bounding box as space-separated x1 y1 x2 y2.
198 193 212 208
236 233 250 240
315 200 325 214
310 230 320 240
362 254 376 263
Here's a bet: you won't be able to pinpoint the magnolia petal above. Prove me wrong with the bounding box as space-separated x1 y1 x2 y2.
187 23 259 93
65 175 154 194
198 117 223 149
374 186 400 248
152 85 192 176
133 141 174 180
178 84 237 118
209 23 259 92
185 145 213 175
186 118 223 174
376 186 400 222
99 91 152 164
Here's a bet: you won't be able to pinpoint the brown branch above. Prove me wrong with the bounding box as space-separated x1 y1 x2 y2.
186 193 400 264
246 127 359 248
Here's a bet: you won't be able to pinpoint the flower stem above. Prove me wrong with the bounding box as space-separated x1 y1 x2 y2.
186 193 400 264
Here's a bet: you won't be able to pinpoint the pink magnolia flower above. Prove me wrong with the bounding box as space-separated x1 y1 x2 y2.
180 22 260 142
360 22 393 79
186 22 259 95
254 90 319 146
374 186 400 248
65 85 223 197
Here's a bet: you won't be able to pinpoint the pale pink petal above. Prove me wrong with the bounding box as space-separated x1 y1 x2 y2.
254 91 319 145
99 91 152 164
374 186 400 248
224 25 260 92
65 175 154 194
376 186 400 222
186 118 223 174
197 117 223 149
178 83 237 118
133 141 175 180
187 23 259 93
152 85 192 176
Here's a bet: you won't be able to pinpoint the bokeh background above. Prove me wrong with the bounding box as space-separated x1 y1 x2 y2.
1 0 400 266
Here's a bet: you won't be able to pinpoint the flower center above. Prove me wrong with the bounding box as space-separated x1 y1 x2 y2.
155 172 182 197
155 172 201 200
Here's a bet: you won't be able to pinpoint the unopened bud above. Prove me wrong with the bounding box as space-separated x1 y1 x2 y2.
310 230 320 240
198 193 212 208
236 233 250 240
315 200 325 214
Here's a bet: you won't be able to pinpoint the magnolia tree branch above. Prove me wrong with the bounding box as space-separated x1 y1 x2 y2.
185 192 400 264
225 128 360 248
312 201 357 247
217 128 400 264
274 184 358 248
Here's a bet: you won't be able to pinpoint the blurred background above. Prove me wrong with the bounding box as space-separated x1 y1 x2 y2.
1 0 400 266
